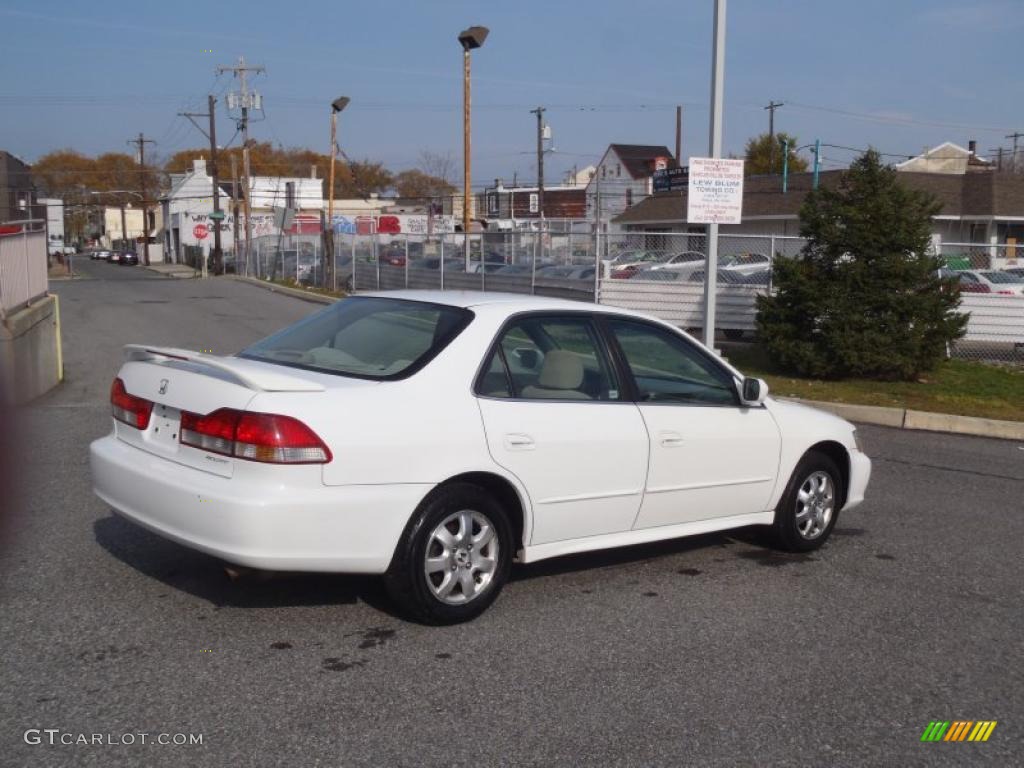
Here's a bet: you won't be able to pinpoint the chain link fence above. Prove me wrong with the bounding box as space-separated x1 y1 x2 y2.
229 226 1024 366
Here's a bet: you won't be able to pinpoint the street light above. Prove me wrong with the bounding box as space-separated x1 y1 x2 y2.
459 25 488 268
328 96 349 292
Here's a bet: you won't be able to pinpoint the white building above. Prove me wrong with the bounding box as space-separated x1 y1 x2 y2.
39 198 65 253
586 144 675 233
161 158 324 263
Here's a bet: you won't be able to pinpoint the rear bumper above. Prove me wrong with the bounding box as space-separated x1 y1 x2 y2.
90 434 430 573
844 450 871 512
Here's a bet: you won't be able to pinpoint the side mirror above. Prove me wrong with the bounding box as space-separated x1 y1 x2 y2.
739 377 768 406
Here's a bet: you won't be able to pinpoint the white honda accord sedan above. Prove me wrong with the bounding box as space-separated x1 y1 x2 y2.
90 291 871 623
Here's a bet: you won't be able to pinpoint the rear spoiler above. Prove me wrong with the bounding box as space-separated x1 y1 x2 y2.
123 345 326 392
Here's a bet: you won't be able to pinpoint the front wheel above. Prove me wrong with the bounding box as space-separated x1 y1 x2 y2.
385 483 513 624
771 451 843 552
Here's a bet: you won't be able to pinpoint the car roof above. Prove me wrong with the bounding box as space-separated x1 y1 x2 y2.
357 289 643 316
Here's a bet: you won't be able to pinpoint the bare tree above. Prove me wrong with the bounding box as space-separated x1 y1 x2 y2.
417 150 456 185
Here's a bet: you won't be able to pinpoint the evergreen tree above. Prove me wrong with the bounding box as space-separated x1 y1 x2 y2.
756 150 967 380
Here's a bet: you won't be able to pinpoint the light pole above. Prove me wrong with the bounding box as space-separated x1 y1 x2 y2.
702 0 727 349
459 25 488 270
328 96 349 292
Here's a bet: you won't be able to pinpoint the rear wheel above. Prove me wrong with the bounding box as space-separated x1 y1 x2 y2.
771 451 843 552
385 483 512 624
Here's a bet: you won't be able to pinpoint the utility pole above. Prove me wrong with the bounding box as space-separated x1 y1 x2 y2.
129 133 156 265
675 105 683 165
1006 131 1023 172
208 95 223 274
531 106 546 259
764 100 783 174
230 154 240 273
218 56 265 276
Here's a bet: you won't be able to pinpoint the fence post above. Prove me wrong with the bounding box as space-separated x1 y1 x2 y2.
404 238 409 289
350 235 357 292
593 232 601 303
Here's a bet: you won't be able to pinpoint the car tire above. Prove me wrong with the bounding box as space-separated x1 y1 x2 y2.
385 482 513 625
770 451 843 552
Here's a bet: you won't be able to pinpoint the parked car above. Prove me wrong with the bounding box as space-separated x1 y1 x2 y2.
646 251 707 274
90 249 112 261
410 257 466 272
1004 267 1024 279
118 251 139 266
721 253 772 276
90 291 871 624
977 270 1024 296
948 269 1024 296
380 246 407 268
606 249 668 278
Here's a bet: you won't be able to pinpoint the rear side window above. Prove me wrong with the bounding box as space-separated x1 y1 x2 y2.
241 297 472 380
477 315 620 401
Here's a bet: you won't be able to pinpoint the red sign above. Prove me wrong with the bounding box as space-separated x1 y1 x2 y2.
193 223 209 240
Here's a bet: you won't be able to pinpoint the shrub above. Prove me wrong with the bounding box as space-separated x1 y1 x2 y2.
756 150 967 380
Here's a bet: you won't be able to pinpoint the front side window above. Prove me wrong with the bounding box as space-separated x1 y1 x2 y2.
241 297 471 379
609 319 738 406
479 316 619 401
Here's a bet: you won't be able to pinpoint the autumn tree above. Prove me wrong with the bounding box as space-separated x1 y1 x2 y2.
743 132 808 176
393 169 455 198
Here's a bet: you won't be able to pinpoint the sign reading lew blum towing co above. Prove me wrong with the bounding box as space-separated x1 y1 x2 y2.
687 157 744 225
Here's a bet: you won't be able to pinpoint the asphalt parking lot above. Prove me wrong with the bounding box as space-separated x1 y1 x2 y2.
1 261 1021 767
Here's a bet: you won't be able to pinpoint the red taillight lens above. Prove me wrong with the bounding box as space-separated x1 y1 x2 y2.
110 378 153 429
179 408 331 464
180 408 240 456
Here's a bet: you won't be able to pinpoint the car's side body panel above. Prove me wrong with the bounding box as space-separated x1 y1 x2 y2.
632 404 781 528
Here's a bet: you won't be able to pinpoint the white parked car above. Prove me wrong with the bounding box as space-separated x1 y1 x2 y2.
90 291 871 624
721 252 772 276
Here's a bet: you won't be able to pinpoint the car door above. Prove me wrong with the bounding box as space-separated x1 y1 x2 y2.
476 314 649 546
603 317 781 529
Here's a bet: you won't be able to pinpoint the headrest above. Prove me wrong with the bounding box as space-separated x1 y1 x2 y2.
537 350 584 390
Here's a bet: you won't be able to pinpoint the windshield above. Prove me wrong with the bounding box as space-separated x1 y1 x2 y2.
240 297 472 379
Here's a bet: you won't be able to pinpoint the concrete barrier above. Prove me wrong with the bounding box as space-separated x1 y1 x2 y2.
0 294 62 405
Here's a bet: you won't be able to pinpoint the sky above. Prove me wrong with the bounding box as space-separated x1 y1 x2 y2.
1 0 1022 188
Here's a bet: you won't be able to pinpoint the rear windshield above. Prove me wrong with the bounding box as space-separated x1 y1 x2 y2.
240 297 472 380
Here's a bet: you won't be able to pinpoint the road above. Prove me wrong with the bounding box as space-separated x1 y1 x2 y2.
2 260 1021 767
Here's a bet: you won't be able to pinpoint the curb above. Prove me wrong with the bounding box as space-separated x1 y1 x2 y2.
790 398 1024 441
230 275 339 305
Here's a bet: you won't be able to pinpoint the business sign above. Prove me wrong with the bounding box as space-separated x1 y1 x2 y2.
686 158 744 224
653 166 689 192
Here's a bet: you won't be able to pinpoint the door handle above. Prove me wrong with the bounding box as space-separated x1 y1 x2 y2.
659 431 684 447
504 433 536 450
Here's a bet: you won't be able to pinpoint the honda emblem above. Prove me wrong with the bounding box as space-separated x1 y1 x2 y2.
158 379 169 395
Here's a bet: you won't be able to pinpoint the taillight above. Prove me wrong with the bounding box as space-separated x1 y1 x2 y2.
180 409 239 456
110 377 153 429
179 408 331 464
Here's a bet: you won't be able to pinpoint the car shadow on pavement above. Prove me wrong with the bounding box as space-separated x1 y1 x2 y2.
93 514 401 617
